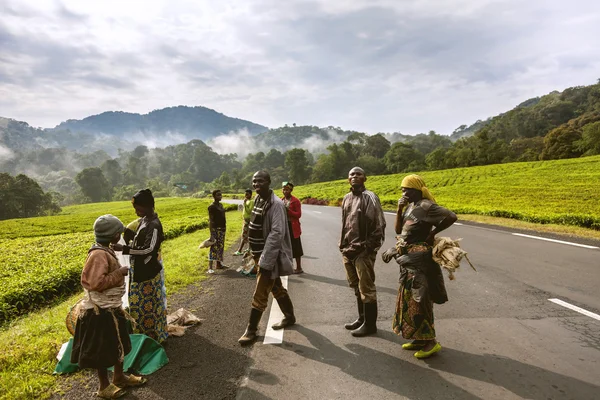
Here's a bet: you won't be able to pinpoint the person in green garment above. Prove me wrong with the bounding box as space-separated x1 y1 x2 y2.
234 189 254 256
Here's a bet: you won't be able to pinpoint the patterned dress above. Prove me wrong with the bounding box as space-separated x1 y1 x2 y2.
208 202 226 262
392 200 451 340
126 213 168 343
129 271 168 343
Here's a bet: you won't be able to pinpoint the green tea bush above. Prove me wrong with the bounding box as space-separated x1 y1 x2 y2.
293 155 600 230
0 198 236 324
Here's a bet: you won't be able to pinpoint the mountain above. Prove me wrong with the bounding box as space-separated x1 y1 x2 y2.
1 106 268 157
0 117 45 154
53 106 268 140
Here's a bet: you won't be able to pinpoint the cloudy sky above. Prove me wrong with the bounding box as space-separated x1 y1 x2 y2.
1 0 599 135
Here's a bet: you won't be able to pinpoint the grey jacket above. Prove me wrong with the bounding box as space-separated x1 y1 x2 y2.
258 192 294 278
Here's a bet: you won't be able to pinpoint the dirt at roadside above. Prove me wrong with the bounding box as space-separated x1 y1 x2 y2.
54 252 257 400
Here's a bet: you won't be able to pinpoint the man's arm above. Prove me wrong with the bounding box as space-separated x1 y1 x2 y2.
365 192 386 252
259 200 286 270
339 195 348 251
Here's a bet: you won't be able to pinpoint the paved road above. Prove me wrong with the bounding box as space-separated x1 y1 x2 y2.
235 203 600 400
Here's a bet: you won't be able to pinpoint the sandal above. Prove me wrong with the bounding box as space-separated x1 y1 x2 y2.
114 374 148 388
97 383 127 399
402 341 425 350
414 342 442 359
293 269 304 274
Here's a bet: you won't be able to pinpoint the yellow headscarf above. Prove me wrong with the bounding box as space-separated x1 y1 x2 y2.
401 174 436 202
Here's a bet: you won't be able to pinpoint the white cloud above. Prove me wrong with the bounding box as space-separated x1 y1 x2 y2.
0 144 15 161
207 129 257 157
1 0 599 135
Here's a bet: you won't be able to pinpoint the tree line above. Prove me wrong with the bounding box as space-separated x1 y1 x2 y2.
0 173 61 220
2 81 599 209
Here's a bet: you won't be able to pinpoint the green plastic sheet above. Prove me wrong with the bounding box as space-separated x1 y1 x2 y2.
54 334 168 375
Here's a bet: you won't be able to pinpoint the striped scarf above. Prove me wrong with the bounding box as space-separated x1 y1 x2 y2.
248 192 272 257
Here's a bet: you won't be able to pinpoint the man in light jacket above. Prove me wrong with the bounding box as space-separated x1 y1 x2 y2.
238 170 296 345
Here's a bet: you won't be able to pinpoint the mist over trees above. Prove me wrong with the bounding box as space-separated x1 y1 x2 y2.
1 81 599 209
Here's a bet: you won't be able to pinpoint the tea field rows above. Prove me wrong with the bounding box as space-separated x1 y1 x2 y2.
0 198 235 324
293 156 600 229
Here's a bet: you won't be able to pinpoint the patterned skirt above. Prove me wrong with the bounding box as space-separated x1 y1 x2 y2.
209 228 226 261
129 270 168 343
392 272 436 340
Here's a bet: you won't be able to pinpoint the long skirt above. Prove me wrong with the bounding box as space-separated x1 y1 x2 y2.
288 222 304 258
393 272 436 340
71 307 132 369
129 271 168 343
209 228 226 262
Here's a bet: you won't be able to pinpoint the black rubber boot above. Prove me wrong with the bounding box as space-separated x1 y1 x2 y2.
272 295 296 330
344 297 364 330
238 308 263 345
351 302 377 337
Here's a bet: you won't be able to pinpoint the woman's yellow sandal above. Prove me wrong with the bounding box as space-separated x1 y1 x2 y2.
401 342 425 350
414 342 442 359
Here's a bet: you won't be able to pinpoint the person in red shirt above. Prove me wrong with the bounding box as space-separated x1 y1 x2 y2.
282 182 304 274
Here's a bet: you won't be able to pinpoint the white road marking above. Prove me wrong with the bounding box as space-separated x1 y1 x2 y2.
454 222 463 226
385 212 396 216
313 211 322 214
512 233 599 249
548 298 600 321
264 276 289 345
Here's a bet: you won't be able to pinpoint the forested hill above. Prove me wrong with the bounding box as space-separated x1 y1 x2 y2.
53 106 268 140
434 82 600 169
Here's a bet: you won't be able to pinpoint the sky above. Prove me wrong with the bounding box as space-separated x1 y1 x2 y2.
1 0 600 135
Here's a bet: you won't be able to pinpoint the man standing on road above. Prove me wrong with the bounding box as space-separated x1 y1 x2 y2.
238 171 297 345
339 167 386 337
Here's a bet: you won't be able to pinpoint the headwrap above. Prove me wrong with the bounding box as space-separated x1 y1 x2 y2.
93 214 124 243
282 181 294 188
401 174 436 202
132 188 154 208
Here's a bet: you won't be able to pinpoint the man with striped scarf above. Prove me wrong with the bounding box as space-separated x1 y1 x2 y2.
339 167 386 337
238 170 296 345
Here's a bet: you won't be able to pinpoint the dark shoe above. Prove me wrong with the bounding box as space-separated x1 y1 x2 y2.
238 308 263 345
344 297 364 330
272 295 296 330
351 302 377 337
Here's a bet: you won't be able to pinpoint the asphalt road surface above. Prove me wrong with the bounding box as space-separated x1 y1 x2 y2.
234 203 600 400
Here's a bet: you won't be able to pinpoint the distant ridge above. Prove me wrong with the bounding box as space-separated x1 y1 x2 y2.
53 105 268 140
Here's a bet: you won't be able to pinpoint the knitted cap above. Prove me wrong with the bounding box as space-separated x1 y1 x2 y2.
93 214 124 243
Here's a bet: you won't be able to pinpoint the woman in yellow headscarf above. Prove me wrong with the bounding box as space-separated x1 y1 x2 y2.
383 174 457 359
